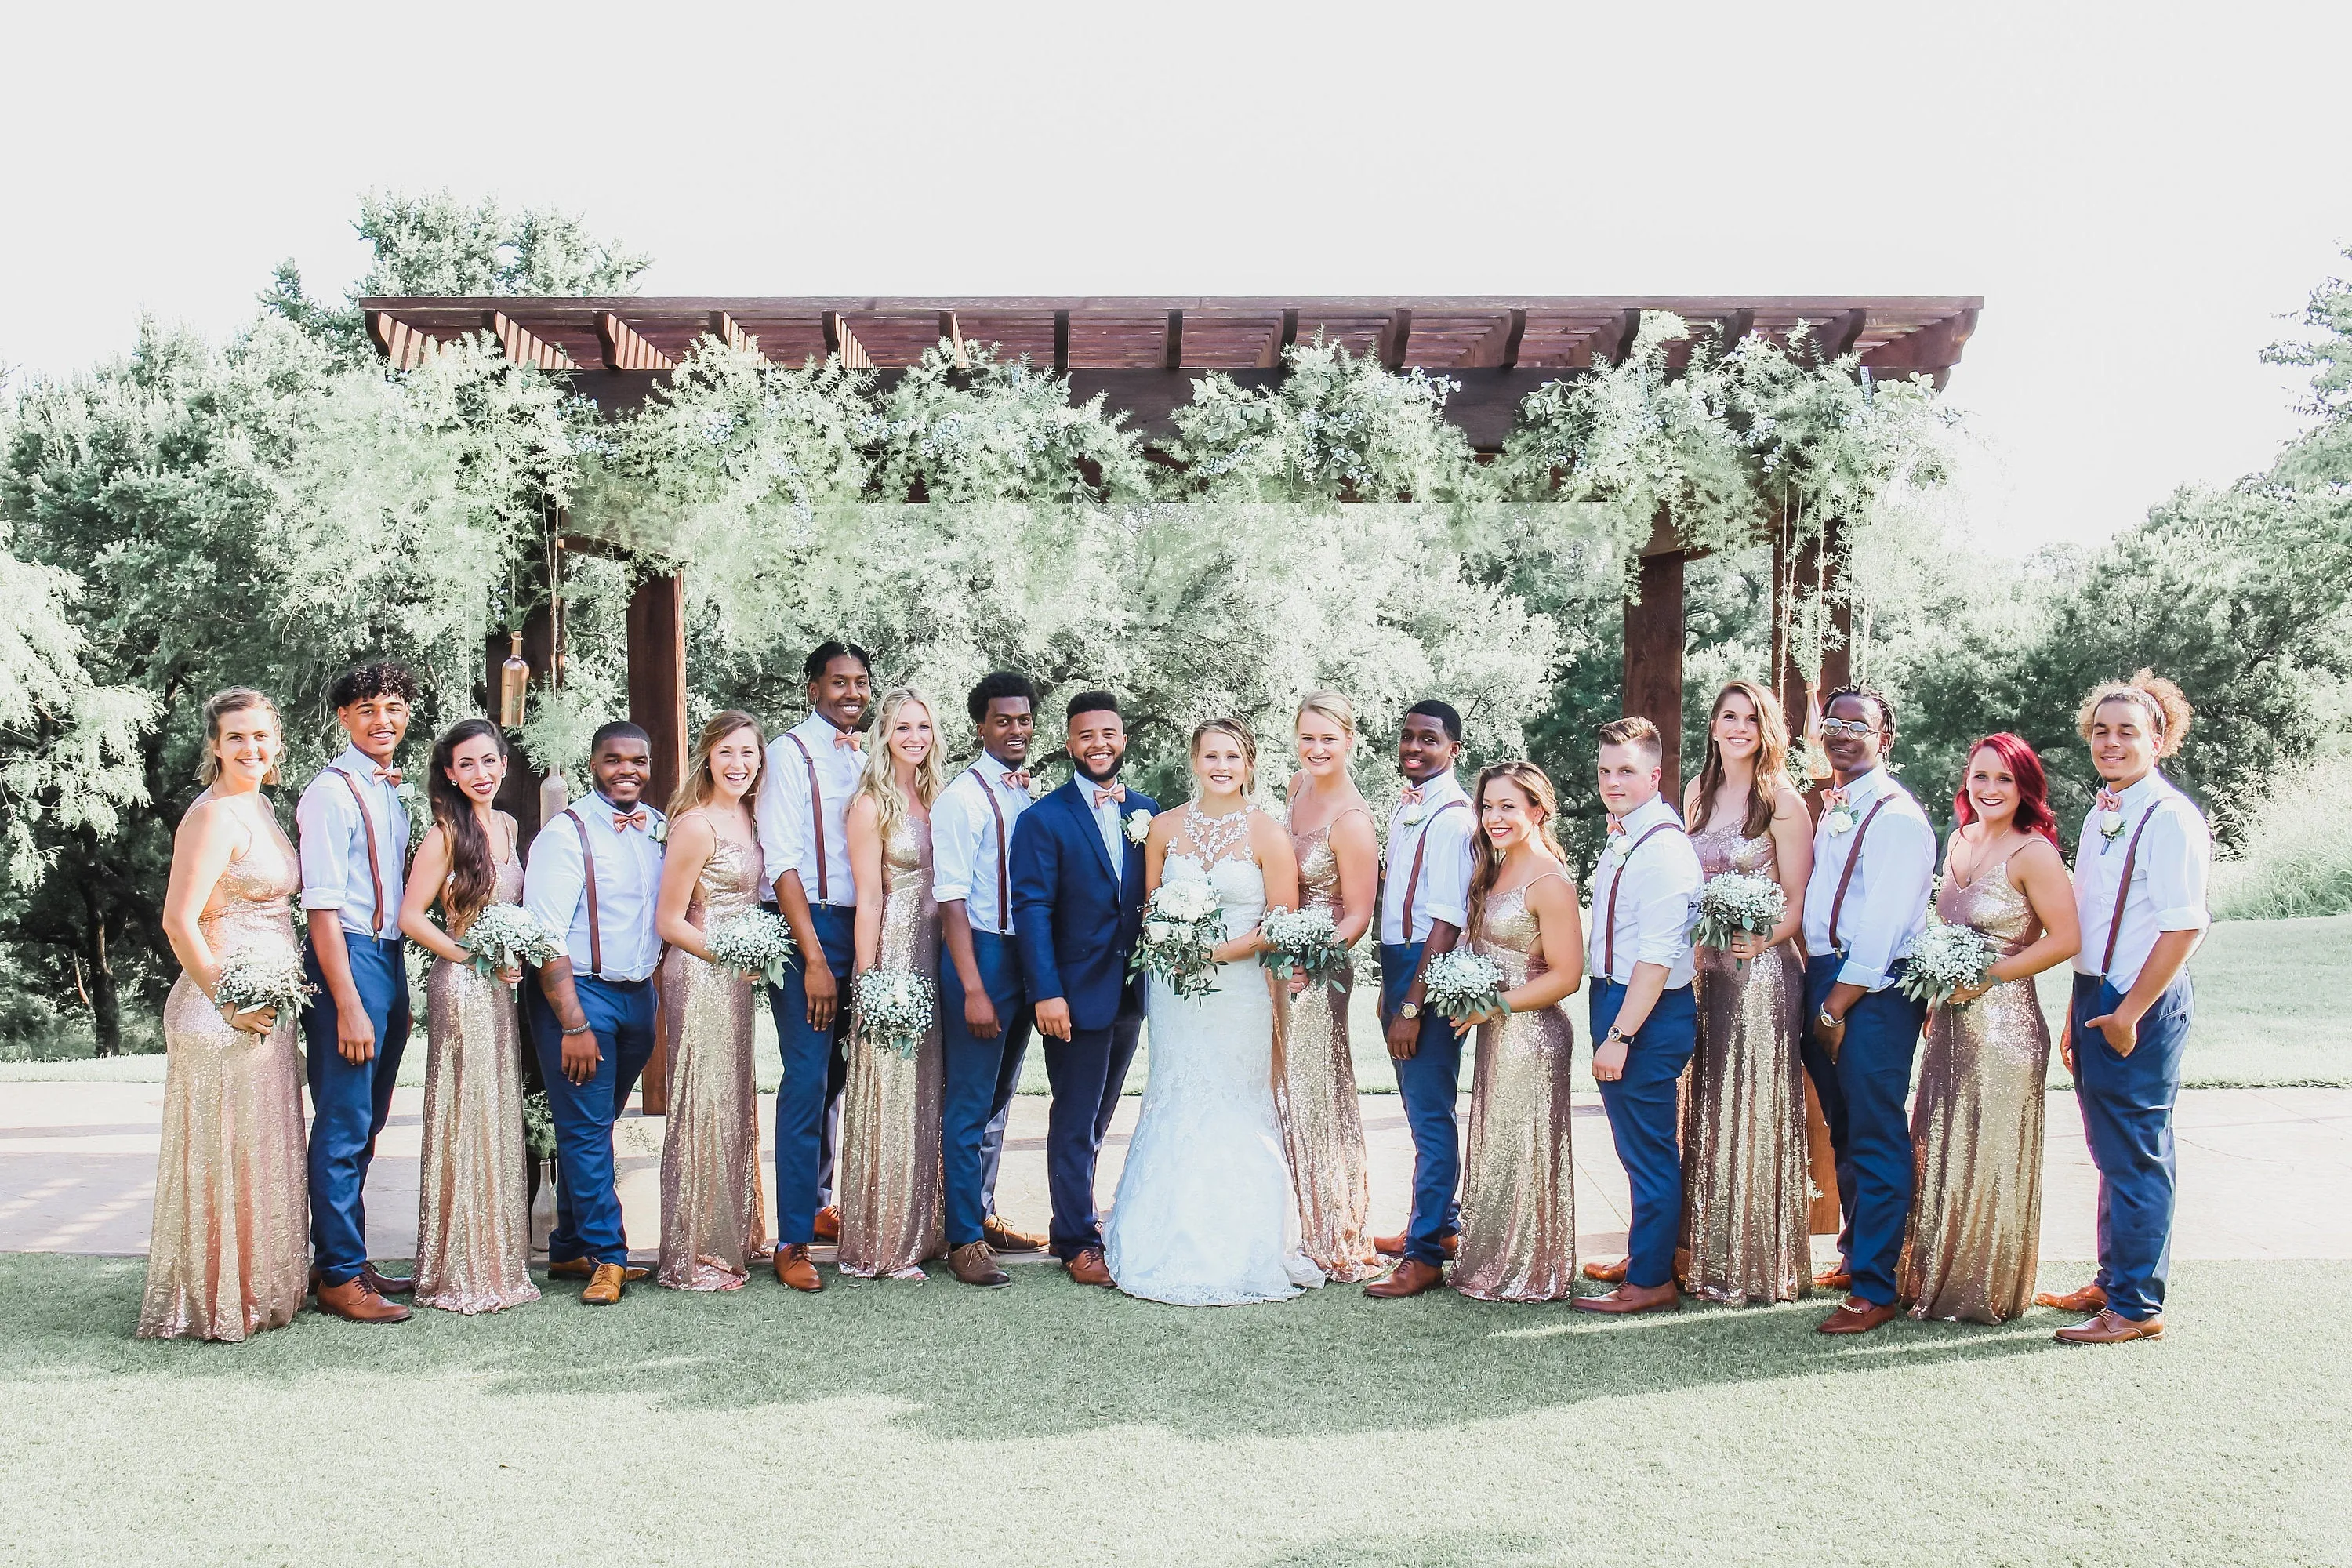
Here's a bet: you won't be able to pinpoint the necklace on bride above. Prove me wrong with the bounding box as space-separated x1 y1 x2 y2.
1184 801 1253 865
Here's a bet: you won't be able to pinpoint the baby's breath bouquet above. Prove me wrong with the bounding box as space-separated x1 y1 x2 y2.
707 908 797 987
1419 948 1507 1022
1131 876 1225 1001
212 949 312 1022
1691 871 1787 970
1258 904 1346 985
459 903 563 991
1900 921 2001 1009
852 967 936 1059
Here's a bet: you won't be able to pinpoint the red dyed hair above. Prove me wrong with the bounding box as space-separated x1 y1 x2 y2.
1953 732 2060 846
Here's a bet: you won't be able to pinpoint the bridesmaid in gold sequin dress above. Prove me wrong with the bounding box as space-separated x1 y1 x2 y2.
653 711 772 1290
1676 680 1815 1304
1900 735 2080 1323
1450 762 1586 1303
140 690 311 1341
840 688 949 1279
1277 694 1381 1283
397 718 539 1314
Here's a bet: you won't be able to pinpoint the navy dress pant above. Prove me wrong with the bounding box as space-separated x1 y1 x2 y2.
1590 979 1700 1290
302 934 411 1286
1381 940 1465 1269
1041 1011 1140 1260
770 904 855 1247
2071 973 2193 1321
524 973 657 1267
1801 955 1928 1306
940 931 1035 1248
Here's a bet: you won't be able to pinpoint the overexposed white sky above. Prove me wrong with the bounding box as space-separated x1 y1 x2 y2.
5 1 2344 550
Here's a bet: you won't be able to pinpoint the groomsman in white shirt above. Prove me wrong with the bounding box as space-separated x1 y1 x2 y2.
932 673 1051 1287
756 641 871 1291
2038 675 2211 1345
1801 684 1937 1334
522 722 667 1305
1366 701 1477 1299
297 661 419 1325
1575 717 1705 1316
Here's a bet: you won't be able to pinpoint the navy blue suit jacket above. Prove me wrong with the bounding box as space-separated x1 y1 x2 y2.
1010 779 1156 1033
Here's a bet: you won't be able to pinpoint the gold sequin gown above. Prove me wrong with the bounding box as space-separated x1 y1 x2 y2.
1679 816 1810 1304
1274 816 1381 1283
1899 858 2051 1323
138 821 310 1341
1454 878 1577 1302
415 849 540 1315
838 815 946 1279
658 830 771 1290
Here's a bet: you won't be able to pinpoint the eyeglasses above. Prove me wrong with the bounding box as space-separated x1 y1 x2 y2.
1817 719 1879 740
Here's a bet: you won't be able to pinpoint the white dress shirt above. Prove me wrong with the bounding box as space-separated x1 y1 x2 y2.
296 745 411 939
1584 793 1704 989
523 792 667 983
756 712 866 909
1802 764 1937 991
2071 769 2212 992
1088 780 1126 890
932 751 1031 935
1381 770 1472 944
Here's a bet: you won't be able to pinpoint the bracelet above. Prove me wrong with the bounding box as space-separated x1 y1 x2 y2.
561 1022 593 1037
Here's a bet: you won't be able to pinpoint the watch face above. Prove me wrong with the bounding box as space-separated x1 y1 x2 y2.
1400 1003 1419 1019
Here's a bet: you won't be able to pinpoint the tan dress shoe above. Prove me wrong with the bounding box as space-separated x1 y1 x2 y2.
316 1276 412 1324
1582 1256 1629 1284
1813 1264 1853 1291
2054 1308 2162 1345
2034 1282 2109 1313
949 1241 1012 1287
814 1207 843 1243
982 1215 1047 1253
547 1258 650 1282
1064 1247 1115 1287
580 1262 627 1305
1572 1280 1679 1315
1373 1232 1457 1261
361 1263 416 1297
773 1244 824 1292
1817 1296 1900 1334
1364 1258 1446 1298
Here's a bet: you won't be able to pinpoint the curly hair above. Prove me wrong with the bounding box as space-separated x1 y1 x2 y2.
327 661 420 710
2076 670 2191 760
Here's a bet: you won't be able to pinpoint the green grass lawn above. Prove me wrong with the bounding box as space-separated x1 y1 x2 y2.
2 1253 2343 1567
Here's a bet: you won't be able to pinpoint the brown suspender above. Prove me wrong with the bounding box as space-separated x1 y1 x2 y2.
1602 821 1684 976
1825 797 1893 955
966 767 1011 933
787 732 830 905
1398 797 1468 938
564 810 602 979
2099 804 2161 981
332 769 389 937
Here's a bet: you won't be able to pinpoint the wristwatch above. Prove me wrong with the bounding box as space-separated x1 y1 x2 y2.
1604 1024 1629 1045
1817 1007 1842 1033
1399 1002 1421 1021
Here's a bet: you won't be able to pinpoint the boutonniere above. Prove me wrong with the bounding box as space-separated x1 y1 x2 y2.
1124 808 1152 844
1820 789 1857 837
2096 789 2125 852
1028 775 1051 801
648 818 669 844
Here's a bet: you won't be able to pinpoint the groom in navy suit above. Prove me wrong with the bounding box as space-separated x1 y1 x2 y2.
1010 690 1156 1288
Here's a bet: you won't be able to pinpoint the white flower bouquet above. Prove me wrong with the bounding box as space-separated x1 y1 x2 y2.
852 967 936 1059
1900 921 2001 1009
522 1089 557 1161
212 949 312 1022
1130 877 1225 1002
459 902 564 989
1691 871 1787 968
1419 948 1507 1022
1258 904 1346 985
706 908 798 987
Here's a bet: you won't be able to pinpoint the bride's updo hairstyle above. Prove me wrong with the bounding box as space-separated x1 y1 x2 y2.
1464 761 1566 949
1190 717 1258 795
1294 691 1357 752
2076 669 2192 760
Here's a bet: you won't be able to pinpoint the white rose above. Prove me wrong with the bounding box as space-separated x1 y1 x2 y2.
1124 808 1152 844
1146 920 1174 945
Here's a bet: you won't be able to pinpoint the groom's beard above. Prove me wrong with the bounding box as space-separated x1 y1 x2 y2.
1073 756 1123 786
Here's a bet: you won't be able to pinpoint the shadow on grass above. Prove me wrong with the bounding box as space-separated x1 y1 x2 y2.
1 1252 2082 1443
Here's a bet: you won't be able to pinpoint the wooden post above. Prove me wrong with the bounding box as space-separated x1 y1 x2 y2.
1621 548 1686 804
626 570 688 1116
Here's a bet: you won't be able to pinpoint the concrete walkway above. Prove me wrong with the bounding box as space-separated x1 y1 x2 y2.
4 1081 2347 1265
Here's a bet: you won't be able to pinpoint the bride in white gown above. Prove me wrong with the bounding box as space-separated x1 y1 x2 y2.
1106 718 1327 1306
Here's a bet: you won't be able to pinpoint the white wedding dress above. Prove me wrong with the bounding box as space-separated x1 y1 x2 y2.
1105 850 1325 1306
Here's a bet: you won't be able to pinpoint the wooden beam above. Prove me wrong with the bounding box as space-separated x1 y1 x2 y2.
1714 308 1755 350
1381 308 1413 371
822 310 874 370
938 309 969 368
1501 307 1526 369
1163 309 1184 371
1588 308 1642 367
484 310 572 372
1622 549 1686 804
371 310 433 370
1053 310 1069 374
708 309 757 355
597 311 674 372
1258 308 1298 369
1813 307 1867 361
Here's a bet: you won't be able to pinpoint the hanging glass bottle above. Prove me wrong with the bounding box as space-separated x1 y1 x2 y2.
499 633 529 728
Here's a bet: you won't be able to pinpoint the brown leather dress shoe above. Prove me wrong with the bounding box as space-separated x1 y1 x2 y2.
1582 1255 1629 1284
1064 1247 1115 1287
580 1262 626 1306
1817 1296 1900 1334
1364 1258 1446 1298
2054 1308 2162 1345
1813 1263 1853 1291
315 1276 412 1324
2034 1282 2109 1314
1373 1232 1457 1260
982 1215 1047 1253
814 1206 843 1243
1572 1280 1679 1315
949 1241 1012 1288
773 1244 823 1292
361 1263 416 1297
548 1258 650 1283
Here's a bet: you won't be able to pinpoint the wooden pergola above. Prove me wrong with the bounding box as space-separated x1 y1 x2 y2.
363 293 1980 813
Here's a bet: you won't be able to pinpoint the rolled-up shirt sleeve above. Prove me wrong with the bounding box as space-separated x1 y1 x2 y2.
755 736 806 897
521 820 584 964
296 782 352 913
1838 809 1936 991
1420 808 1475 931
2148 803 2213 934
931 782 978 906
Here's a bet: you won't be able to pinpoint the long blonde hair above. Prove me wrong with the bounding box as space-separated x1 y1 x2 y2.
669 709 764 819
196 688 282 786
853 687 946 844
1465 761 1565 949
1688 678 1791 838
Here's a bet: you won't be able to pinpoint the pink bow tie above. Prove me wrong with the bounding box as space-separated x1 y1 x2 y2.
833 730 864 751
614 810 648 833
2095 788 2122 813
1606 816 1627 837
1093 784 1126 808
373 766 403 786
1399 785 1425 806
1002 771 1030 792
1821 788 1849 811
